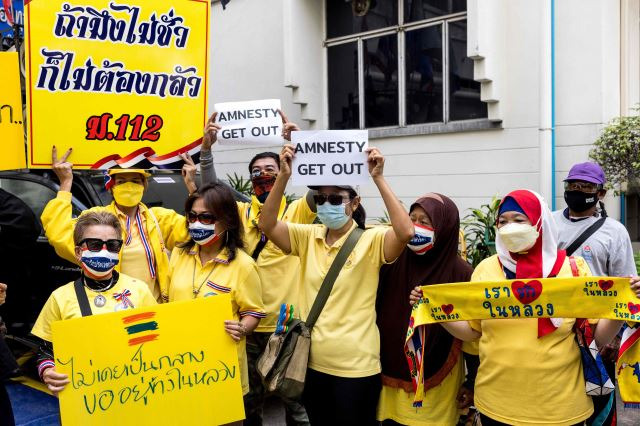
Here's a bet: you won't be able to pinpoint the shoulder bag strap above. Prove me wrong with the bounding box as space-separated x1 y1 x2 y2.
565 217 607 256
305 227 364 330
252 238 269 261
73 278 93 317
252 203 291 261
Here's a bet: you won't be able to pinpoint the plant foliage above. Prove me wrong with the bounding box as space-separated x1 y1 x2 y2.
461 196 501 267
589 109 640 194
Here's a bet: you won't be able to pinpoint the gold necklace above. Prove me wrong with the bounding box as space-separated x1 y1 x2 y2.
192 256 217 298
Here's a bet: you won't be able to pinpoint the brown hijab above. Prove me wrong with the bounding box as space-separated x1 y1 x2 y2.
377 193 473 390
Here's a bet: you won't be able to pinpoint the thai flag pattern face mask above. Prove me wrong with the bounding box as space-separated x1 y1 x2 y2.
407 224 435 255
188 221 219 246
81 249 120 278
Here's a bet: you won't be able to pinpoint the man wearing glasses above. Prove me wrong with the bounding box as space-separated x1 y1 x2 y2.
553 162 637 426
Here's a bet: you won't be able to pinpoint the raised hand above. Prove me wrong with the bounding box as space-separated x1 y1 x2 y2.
180 152 198 194
52 146 73 192
366 147 385 179
279 144 295 177
203 112 221 150
279 110 300 142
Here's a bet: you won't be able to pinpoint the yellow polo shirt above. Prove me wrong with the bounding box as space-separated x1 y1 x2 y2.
469 255 593 425
167 245 265 395
116 209 157 300
288 221 390 377
237 195 316 332
32 273 157 342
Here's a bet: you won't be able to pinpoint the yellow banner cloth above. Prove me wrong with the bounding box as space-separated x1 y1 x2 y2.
406 276 640 408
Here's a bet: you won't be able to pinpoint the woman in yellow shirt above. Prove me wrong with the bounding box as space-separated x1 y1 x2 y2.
167 183 265 397
414 189 640 425
32 211 157 395
42 147 190 302
259 145 414 425
377 194 475 426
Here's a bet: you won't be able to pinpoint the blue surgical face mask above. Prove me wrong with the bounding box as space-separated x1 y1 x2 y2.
317 203 351 230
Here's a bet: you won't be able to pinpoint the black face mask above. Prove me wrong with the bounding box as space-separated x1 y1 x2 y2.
564 190 599 213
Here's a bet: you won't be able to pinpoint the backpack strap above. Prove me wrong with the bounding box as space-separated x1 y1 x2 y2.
565 217 606 256
73 278 93 317
305 227 364 330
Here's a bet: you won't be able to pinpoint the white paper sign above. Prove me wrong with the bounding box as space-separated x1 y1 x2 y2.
214 99 283 146
291 130 369 186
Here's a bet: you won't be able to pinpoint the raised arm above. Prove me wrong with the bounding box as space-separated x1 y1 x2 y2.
200 112 219 185
42 147 80 263
366 148 414 263
258 145 294 254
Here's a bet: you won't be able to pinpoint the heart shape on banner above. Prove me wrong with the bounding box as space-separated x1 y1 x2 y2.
441 304 454 315
598 279 614 291
628 302 640 315
511 280 543 305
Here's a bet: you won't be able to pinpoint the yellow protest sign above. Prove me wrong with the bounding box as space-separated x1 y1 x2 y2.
52 295 245 425
410 276 639 324
25 0 209 169
0 52 27 171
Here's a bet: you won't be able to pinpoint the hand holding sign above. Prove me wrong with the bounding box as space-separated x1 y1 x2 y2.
366 147 385 179
42 368 70 396
279 144 295 177
279 110 299 142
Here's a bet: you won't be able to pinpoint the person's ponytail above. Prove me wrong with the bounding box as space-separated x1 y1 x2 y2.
353 204 366 229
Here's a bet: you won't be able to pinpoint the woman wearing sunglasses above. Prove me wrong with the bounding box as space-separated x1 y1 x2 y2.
31 211 157 395
43 147 191 304
166 183 265 399
259 145 414 425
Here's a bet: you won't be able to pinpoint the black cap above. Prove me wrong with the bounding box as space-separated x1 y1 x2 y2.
308 185 355 191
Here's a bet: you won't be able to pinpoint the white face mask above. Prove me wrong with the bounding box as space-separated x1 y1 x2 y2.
497 220 540 253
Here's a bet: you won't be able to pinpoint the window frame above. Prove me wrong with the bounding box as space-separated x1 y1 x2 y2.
324 0 487 132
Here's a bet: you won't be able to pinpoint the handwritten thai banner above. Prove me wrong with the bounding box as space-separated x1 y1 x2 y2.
25 0 209 169
52 296 245 425
412 277 640 324
0 52 27 171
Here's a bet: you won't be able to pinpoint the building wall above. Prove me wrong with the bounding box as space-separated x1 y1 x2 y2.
209 0 634 227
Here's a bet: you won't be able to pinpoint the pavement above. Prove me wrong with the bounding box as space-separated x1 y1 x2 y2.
5 381 640 425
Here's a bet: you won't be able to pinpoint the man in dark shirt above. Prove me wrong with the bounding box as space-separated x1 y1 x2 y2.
0 188 42 426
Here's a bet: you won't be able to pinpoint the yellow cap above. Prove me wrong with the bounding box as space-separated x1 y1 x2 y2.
107 169 151 178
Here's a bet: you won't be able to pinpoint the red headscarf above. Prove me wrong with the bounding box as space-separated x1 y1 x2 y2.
496 189 566 337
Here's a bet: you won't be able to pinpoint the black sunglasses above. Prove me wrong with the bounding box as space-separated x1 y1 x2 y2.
187 211 216 225
79 238 123 253
313 194 350 206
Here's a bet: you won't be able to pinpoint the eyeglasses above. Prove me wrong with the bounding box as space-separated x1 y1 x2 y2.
251 170 276 178
79 238 123 253
187 211 216 224
564 181 602 192
313 194 350 206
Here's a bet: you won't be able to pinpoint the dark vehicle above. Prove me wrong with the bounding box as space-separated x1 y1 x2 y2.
0 169 249 341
